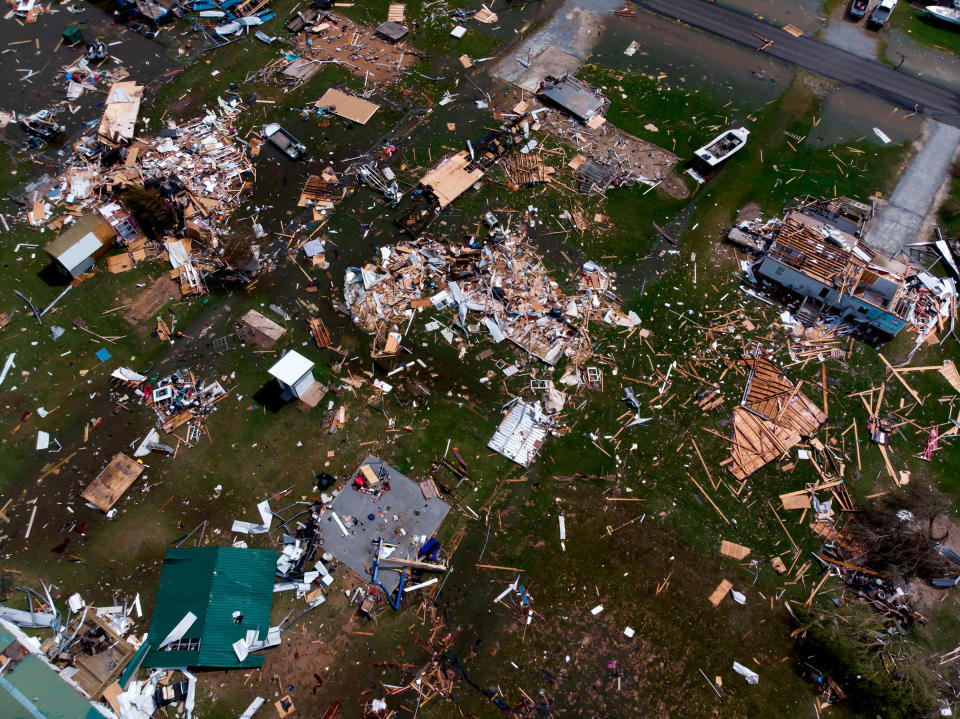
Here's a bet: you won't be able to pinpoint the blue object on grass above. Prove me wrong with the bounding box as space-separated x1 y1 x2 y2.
95 348 111 362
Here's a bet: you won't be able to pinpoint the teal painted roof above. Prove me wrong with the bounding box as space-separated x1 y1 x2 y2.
143 546 276 669
0 623 105 719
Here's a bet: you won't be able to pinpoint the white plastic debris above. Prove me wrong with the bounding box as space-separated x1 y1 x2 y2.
733 661 759 685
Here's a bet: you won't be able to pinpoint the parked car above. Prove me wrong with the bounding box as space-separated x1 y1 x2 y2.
848 0 869 19
868 0 897 28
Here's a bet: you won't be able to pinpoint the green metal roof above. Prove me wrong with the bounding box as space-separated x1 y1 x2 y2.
143 547 276 670
0 622 107 719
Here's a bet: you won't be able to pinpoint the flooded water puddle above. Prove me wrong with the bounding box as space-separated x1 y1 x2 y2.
593 12 791 111
493 0 624 90
807 85 925 148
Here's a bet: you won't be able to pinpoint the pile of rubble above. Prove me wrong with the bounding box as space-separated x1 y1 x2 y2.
343 224 639 366
111 366 228 452
40 98 254 247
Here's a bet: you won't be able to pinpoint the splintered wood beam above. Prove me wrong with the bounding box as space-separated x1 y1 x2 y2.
686 472 730 525
691 438 716 489
878 353 922 405
767 500 798 550
820 362 828 416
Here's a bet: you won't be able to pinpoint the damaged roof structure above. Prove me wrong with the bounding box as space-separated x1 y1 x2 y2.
729 350 828 482
236 309 286 349
0 618 115 719
98 81 144 146
143 547 276 670
537 73 607 123
746 202 957 340
487 400 552 467
417 150 485 209
316 88 380 125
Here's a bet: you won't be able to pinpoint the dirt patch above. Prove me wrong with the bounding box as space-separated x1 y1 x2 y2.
735 201 762 224
122 275 180 325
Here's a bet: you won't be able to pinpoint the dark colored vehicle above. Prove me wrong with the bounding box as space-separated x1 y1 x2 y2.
848 0 868 19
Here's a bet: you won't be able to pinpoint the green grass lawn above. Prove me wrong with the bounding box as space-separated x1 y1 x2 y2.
1 0 957 714
938 162 960 237
892 5 960 56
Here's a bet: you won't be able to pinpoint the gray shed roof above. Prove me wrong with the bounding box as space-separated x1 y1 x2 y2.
376 21 408 41
538 75 605 122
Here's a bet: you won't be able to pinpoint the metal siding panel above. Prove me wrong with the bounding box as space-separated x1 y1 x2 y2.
145 547 275 669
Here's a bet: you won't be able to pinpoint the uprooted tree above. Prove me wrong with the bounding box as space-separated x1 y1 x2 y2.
791 482 958 718
795 602 939 719
847 482 956 584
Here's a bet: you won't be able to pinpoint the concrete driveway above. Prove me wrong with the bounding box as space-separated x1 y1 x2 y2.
865 122 960 254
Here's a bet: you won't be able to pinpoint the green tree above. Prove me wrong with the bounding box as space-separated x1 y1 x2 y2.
122 184 175 239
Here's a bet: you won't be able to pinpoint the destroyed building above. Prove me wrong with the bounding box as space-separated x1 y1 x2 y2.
746 202 953 338
344 230 637 367
537 73 607 124
0 618 117 719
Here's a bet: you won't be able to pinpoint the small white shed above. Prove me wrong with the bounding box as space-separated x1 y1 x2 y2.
268 350 315 399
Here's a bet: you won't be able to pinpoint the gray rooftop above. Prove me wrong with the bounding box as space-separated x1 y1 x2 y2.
376 21 409 41
538 75 605 122
322 456 449 594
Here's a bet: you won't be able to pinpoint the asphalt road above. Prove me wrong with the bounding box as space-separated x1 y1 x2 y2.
633 0 960 127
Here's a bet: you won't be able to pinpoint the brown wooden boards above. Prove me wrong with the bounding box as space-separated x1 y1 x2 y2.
82 453 144 512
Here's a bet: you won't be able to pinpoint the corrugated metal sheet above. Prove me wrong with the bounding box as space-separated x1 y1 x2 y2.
539 77 604 121
144 547 276 669
487 401 550 467
940 544 960 567
0 620 107 719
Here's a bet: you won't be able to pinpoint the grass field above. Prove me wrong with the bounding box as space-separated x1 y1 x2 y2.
0 1 957 715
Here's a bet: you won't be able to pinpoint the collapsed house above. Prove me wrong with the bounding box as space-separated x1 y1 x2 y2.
537 73 607 125
343 229 637 366
51 99 255 249
0 618 118 719
739 199 956 340
728 350 828 482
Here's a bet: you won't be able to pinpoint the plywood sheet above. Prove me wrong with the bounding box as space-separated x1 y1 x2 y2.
719 540 751 560
387 2 405 22
316 88 380 125
82 453 144 512
106 253 134 273
708 579 733 607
